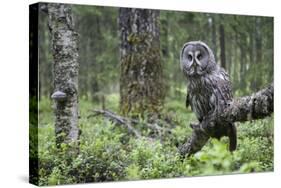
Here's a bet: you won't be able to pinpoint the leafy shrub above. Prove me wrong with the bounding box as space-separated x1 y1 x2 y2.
36 98 274 185
38 119 129 185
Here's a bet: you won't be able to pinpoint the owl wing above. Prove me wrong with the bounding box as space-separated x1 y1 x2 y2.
216 68 237 151
216 68 233 104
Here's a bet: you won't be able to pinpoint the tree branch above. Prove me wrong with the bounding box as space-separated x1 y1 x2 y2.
179 83 274 157
88 109 142 138
222 83 273 122
88 109 171 140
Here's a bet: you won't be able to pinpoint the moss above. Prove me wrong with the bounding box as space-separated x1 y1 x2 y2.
120 31 164 116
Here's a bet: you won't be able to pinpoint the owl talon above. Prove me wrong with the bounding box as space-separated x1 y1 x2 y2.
190 122 199 129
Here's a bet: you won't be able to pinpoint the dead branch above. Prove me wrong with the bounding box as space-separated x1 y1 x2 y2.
88 109 171 139
88 109 142 138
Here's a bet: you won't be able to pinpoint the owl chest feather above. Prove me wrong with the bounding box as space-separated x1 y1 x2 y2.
188 72 229 121
189 79 215 120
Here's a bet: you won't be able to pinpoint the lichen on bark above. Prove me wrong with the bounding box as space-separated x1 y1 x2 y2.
119 8 164 117
47 3 80 146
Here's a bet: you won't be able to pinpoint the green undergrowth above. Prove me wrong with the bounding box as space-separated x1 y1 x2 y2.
34 95 274 186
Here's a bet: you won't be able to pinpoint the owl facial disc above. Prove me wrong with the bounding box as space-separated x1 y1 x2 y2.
180 41 216 77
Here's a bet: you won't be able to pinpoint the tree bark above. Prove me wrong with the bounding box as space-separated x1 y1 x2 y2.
211 16 217 61
227 36 232 75
119 8 164 116
47 3 80 146
219 23 226 69
253 17 263 90
160 12 169 57
179 83 273 157
239 36 247 89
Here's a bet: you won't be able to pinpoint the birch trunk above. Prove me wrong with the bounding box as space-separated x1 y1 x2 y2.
47 3 80 146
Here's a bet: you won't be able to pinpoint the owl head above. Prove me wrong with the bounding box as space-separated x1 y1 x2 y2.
180 41 216 77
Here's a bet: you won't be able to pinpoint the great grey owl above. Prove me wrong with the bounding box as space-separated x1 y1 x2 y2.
180 41 237 151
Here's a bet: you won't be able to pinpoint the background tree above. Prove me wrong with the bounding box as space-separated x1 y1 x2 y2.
119 8 164 116
219 18 226 69
47 3 80 147
73 6 118 103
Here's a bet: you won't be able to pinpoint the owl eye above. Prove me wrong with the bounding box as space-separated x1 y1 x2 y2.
197 53 202 60
187 54 193 61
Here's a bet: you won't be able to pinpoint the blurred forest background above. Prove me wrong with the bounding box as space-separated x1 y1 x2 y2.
38 5 273 100
34 4 273 186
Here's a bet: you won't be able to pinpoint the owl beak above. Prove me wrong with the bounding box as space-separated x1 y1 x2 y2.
194 59 201 67
189 62 196 75
191 61 199 72
190 60 196 68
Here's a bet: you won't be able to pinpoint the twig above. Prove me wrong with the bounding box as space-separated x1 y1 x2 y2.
88 109 173 140
88 109 142 138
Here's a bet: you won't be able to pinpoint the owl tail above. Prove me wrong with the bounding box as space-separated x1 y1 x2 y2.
228 123 237 152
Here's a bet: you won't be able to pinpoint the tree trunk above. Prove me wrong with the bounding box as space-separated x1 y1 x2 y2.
211 15 217 61
249 32 254 66
254 17 263 90
161 12 169 57
239 41 247 89
232 33 239 91
219 23 226 69
227 35 232 75
179 83 273 157
119 8 164 116
48 3 80 146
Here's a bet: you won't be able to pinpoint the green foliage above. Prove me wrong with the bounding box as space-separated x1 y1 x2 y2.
38 117 128 185
29 97 38 158
182 140 238 176
180 139 263 176
36 97 273 185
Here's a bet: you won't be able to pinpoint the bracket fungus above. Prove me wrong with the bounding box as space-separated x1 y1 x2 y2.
51 90 67 102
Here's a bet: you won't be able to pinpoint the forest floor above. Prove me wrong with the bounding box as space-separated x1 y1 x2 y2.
34 94 273 186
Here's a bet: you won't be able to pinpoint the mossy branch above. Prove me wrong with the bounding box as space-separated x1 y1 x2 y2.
179 83 274 157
